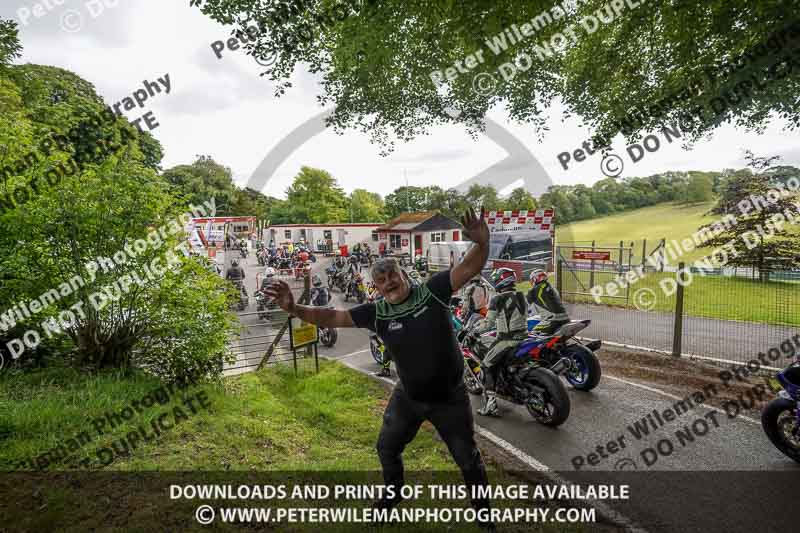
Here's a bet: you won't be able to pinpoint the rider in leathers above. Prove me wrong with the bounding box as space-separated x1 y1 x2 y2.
471 268 528 417
526 270 570 335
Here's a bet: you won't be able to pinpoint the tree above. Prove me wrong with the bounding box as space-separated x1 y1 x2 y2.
465 184 501 211
285 166 348 223
0 18 22 68
349 188 385 222
684 172 715 204
0 62 236 378
384 186 429 218
698 151 800 280
163 155 237 215
502 187 537 211
192 1 800 152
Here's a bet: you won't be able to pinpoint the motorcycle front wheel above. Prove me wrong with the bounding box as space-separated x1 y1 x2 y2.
320 328 338 347
561 343 602 391
523 367 571 427
370 337 385 365
762 397 800 463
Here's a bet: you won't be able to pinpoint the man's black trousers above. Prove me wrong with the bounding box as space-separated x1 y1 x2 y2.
376 383 490 510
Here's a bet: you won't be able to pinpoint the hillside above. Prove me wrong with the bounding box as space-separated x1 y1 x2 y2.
555 201 722 265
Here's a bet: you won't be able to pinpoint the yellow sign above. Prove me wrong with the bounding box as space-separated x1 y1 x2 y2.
290 317 318 349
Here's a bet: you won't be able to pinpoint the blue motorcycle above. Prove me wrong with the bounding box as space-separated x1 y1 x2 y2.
762 361 800 463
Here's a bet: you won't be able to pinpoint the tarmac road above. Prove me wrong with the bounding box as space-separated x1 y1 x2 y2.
225 253 800 532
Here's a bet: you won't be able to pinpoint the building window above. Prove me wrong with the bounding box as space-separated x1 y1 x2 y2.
323 230 332 240
430 232 446 242
284 230 291 239
390 234 402 249
233 224 249 233
372 231 379 242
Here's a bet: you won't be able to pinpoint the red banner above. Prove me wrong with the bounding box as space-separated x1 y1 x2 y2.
572 250 611 261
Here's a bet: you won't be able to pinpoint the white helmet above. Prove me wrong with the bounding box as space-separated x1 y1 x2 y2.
265 267 276 278
335 250 342 256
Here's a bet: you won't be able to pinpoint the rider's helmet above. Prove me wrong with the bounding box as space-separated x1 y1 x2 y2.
265 267 276 278
312 274 323 287
335 250 342 256
491 267 517 291
530 269 548 285
298 251 310 262
231 259 239 267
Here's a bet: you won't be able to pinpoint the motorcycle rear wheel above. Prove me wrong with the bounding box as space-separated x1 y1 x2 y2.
523 367 571 427
762 397 800 463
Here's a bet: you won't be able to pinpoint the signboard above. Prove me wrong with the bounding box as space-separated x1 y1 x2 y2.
290 317 318 349
572 250 612 261
484 208 555 265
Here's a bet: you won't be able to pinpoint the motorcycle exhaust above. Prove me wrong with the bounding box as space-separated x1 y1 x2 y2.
550 357 571 375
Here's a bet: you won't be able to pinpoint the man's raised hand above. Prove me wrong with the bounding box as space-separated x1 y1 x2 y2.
264 280 295 314
461 206 489 248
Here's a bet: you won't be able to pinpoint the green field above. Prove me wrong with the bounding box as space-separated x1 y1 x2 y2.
0 362 583 532
519 201 800 326
556 201 718 265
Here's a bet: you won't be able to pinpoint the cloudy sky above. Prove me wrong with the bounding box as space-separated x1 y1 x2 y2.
4 0 799 200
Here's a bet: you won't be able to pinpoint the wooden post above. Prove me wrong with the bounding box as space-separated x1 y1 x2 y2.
672 262 686 357
641 238 647 271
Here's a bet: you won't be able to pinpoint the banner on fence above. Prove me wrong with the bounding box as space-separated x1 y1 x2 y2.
484 208 555 268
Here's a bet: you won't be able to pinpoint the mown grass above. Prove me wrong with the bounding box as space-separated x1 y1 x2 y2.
0 362 587 532
520 268 800 326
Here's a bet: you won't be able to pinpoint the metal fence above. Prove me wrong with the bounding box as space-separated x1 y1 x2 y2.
223 272 316 376
556 253 800 369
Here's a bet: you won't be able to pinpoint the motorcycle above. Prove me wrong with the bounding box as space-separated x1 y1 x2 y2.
231 280 248 311
458 328 571 426
325 264 339 289
311 286 338 348
240 247 248 259
414 255 429 275
518 320 602 391
761 360 800 463
452 302 601 393
345 273 367 303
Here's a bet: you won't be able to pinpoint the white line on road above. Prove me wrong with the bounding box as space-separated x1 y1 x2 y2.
605 374 761 425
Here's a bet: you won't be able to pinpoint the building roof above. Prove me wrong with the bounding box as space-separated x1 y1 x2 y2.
377 211 463 233
267 223 383 228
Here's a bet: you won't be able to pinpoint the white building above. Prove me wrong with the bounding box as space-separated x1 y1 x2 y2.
376 211 465 260
264 223 384 253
